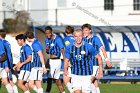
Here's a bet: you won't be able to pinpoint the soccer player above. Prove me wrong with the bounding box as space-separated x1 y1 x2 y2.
45 26 65 93
0 29 18 93
81 23 112 93
0 30 14 93
14 34 32 93
63 25 75 93
64 29 103 93
25 31 46 93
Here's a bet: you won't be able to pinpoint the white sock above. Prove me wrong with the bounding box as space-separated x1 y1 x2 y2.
24 90 30 93
62 92 65 93
33 86 38 92
6 83 14 93
37 88 43 93
13 85 19 93
91 84 97 93
96 87 100 93
66 82 73 93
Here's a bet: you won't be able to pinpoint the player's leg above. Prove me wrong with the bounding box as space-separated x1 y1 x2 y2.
35 80 43 93
29 80 38 92
8 69 18 93
91 66 99 93
63 67 73 93
94 80 100 93
1 69 13 93
46 78 52 93
55 79 65 93
18 70 30 93
81 76 92 93
9 80 19 93
71 74 82 93
53 59 65 93
28 68 38 92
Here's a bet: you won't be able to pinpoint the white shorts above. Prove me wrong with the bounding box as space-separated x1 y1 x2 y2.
18 70 30 81
92 66 99 77
48 59 61 79
29 67 43 81
71 74 92 93
0 68 12 79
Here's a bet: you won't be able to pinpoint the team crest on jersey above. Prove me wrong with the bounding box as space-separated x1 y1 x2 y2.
65 41 70 46
20 50 23 53
89 42 92 45
81 51 86 54
50 43 54 46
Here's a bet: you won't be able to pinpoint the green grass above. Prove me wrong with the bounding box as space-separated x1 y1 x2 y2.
0 83 140 93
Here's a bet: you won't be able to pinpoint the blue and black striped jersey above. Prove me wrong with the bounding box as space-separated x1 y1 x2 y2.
45 35 64 58
65 41 99 76
3 40 13 69
83 35 102 66
20 44 32 71
32 39 43 67
0 39 6 68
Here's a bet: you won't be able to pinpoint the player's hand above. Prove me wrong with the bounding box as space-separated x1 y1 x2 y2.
13 66 17 71
17 63 23 70
46 46 50 53
106 61 112 68
43 67 47 74
96 72 103 79
5 67 10 72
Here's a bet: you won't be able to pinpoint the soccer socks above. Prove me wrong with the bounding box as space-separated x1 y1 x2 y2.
91 84 97 93
37 88 43 93
6 83 14 93
13 85 19 93
66 82 73 93
24 90 30 93
33 86 38 92
96 87 100 93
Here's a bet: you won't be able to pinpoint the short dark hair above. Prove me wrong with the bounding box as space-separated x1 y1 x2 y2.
15 34 26 42
45 26 52 32
81 23 92 30
24 31 34 39
0 29 6 38
65 25 74 34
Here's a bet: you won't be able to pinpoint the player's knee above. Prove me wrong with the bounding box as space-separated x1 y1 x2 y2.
28 81 34 88
63 76 70 84
1 78 8 85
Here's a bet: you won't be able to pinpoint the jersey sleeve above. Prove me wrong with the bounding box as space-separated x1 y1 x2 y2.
56 37 64 49
25 45 32 57
0 43 5 55
64 47 71 59
32 43 42 52
88 44 99 57
95 36 103 48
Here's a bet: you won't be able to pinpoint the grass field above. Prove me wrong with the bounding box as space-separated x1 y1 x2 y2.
0 83 140 93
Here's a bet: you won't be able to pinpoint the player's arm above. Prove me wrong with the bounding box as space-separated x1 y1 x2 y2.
64 46 71 76
100 46 112 68
64 58 69 76
13 61 20 71
95 36 112 68
18 55 32 69
38 51 47 73
95 54 103 79
61 48 65 58
0 54 7 62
